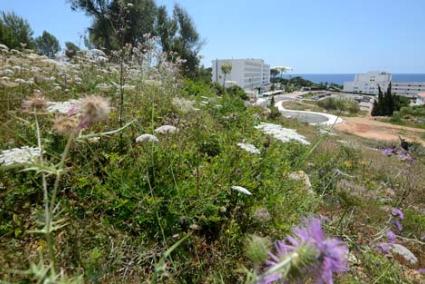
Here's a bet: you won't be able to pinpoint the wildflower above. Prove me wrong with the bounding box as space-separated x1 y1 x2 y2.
255 123 310 145
0 146 41 166
231 185 252 195
144 80 162 87
172 97 198 113
376 242 391 254
0 43 9 51
386 230 397 243
390 208 404 232
135 134 159 144
78 96 111 128
154 125 179 134
189 224 200 231
96 83 113 91
289 171 313 193
47 100 80 114
254 208 271 222
391 208 404 220
259 217 348 284
22 94 47 112
52 115 80 135
88 137 100 143
122 84 136 91
237 142 261 154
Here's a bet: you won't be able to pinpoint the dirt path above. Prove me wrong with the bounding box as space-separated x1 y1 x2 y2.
336 116 425 145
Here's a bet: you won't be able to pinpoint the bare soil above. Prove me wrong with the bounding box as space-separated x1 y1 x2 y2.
336 116 425 145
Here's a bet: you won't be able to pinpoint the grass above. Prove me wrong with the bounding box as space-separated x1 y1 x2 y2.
0 49 424 283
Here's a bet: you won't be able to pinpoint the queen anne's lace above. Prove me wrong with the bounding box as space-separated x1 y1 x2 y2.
0 146 41 166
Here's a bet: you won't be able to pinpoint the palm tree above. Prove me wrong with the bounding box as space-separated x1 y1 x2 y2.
221 63 232 88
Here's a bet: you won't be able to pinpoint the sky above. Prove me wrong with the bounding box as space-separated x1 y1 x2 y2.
1 0 425 73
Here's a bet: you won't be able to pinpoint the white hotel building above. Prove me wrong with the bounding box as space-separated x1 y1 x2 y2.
212 59 270 91
344 71 425 98
343 71 392 95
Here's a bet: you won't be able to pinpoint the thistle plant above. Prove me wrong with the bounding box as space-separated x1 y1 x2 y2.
20 94 111 280
257 217 348 284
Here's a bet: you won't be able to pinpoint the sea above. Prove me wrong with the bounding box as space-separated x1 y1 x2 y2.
282 74 425 85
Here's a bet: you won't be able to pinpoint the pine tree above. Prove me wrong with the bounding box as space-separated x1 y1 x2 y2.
35 31 60 58
0 11 34 49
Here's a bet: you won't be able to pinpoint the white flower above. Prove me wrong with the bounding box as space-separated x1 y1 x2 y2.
88 137 100 143
118 84 135 91
231 185 252 195
255 123 310 145
0 43 9 51
1 69 14 76
172 97 198 113
135 134 159 144
47 100 80 114
0 146 41 166
96 83 113 91
154 125 179 134
237 142 260 154
144 80 162 87
14 78 26 84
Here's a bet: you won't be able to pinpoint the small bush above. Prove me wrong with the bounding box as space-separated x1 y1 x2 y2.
226 85 249 100
318 97 360 114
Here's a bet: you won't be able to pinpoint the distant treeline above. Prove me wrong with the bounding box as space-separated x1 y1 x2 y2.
0 0 206 78
271 76 343 92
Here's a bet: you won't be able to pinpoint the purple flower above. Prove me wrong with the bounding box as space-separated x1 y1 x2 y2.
377 242 391 254
382 147 395 156
386 230 397 243
259 218 349 284
391 208 404 220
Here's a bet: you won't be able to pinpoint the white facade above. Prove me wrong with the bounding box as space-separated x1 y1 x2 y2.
212 59 271 90
392 82 425 98
344 71 425 98
343 71 392 95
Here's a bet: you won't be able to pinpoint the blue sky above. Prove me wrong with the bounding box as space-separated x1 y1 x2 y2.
1 0 424 73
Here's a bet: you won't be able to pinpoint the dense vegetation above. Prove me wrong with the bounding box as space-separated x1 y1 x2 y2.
0 2 424 283
0 44 424 283
390 105 425 129
318 97 360 115
271 76 342 92
0 11 35 49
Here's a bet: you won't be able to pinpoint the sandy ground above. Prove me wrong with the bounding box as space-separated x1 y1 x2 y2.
336 116 425 145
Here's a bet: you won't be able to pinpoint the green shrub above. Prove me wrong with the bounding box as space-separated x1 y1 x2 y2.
318 97 360 114
226 85 249 100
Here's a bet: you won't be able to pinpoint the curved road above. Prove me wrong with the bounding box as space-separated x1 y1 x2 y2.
255 96 343 126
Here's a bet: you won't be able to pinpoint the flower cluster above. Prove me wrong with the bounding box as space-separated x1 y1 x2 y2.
377 208 404 254
258 217 348 284
0 146 41 166
237 142 261 155
172 97 198 113
255 123 310 145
